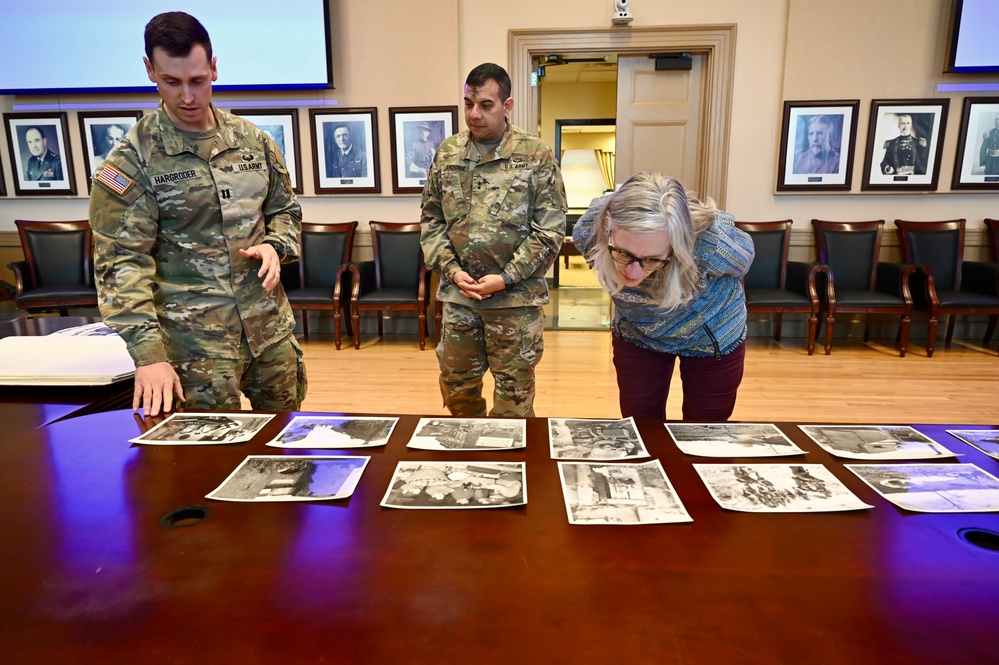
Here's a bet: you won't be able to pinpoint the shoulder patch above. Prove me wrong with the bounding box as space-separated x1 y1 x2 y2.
96 164 135 196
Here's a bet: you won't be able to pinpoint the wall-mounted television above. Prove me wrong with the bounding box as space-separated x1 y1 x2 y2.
0 0 333 94
947 0 999 74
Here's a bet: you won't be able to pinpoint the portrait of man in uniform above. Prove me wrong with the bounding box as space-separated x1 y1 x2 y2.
862 101 947 191
22 125 63 181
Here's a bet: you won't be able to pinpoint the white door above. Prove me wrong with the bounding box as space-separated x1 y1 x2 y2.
614 54 706 194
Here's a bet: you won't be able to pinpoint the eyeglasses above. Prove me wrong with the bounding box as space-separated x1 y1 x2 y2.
607 243 672 271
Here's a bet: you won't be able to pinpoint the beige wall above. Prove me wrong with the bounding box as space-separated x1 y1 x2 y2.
1 0 995 257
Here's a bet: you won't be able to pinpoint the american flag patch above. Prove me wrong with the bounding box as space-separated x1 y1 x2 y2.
97 164 133 195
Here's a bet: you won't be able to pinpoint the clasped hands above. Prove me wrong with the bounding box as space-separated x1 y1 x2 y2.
453 271 506 300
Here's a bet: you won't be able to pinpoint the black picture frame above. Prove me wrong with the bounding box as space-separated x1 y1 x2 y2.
77 110 143 193
3 112 76 196
309 108 380 194
388 106 457 194
951 97 999 190
231 108 303 194
861 99 949 192
776 100 859 192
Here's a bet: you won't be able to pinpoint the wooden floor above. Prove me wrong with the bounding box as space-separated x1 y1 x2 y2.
298 330 999 425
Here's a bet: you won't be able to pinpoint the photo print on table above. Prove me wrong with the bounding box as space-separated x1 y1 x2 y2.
946 429 999 461
694 464 874 513
267 415 399 448
846 463 999 513
549 417 650 460
406 418 526 451
666 423 805 457
557 459 691 525
381 462 526 508
207 455 370 502
130 412 274 445
798 425 958 460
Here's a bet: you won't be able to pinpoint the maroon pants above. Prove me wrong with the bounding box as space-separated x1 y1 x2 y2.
612 336 746 421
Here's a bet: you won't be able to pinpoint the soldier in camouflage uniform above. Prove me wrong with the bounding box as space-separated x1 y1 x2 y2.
420 63 566 418
88 11 306 417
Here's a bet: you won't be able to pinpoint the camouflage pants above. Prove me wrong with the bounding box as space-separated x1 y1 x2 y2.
175 334 308 411
437 302 545 418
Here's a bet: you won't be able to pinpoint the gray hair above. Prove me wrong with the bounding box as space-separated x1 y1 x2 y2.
586 173 717 310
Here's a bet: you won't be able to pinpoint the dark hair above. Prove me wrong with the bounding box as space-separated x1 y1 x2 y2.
466 63 511 100
24 126 47 139
144 12 213 62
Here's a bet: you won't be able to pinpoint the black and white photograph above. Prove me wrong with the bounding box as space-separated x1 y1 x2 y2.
846 463 999 513
549 417 649 460
381 462 526 508
799 424 958 460
267 415 398 448
557 460 691 525
861 99 948 191
78 110 142 190
695 464 874 512
309 107 379 194
4 112 76 195
231 108 303 193
776 100 858 192
951 97 999 190
130 412 274 445
388 105 457 193
407 417 526 451
207 455 370 502
666 423 805 458
946 429 999 460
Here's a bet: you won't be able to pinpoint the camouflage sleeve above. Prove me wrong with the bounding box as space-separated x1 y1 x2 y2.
419 153 463 281
501 145 566 283
88 157 168 367
261 134 302 263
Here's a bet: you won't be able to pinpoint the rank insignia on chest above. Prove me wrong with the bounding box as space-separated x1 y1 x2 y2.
97 164 134 196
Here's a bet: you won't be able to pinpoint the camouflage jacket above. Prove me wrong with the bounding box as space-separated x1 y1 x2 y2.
88 104 301 366
420 122 566 308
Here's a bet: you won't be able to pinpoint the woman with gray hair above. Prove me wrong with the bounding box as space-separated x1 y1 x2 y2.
572 173 754 421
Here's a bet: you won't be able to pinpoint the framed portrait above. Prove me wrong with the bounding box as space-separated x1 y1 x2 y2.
388 106 457 194
78 110 143 192
861 99 949 192
3 112 76 196
776 100 859 192
951 97 999 190
231 108 303 194
309 108 379 194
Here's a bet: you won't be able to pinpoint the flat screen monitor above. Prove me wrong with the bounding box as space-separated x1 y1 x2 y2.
948 0 999 74
0 0 333 94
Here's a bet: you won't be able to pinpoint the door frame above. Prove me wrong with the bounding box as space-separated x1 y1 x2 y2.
509 25 736 207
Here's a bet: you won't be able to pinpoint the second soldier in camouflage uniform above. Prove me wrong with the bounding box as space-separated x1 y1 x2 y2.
89 12 306 416
420 63 566 417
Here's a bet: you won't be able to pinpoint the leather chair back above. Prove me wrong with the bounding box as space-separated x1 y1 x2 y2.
812 220 884 291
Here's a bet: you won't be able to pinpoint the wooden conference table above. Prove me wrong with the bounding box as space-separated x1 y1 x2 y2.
1 409 997 664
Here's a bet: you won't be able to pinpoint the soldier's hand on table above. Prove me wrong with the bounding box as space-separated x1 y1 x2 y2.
240 243 281 292
134 361 184 417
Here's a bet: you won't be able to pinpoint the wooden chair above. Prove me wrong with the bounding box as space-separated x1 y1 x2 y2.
735 220 826 355
281 221 358 349
811 219 914 357
894 219 999 357
986 219 999 260
7 220 97 315
348 222 432 350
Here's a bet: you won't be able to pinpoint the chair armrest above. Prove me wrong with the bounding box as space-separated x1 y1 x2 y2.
5 260 31 296
961 261 999 297
811 263 835 308
906 265 937 309
333 263 353 302
0 279 15 301
785 261 821 299
347 260 377 301
876 262 915 303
